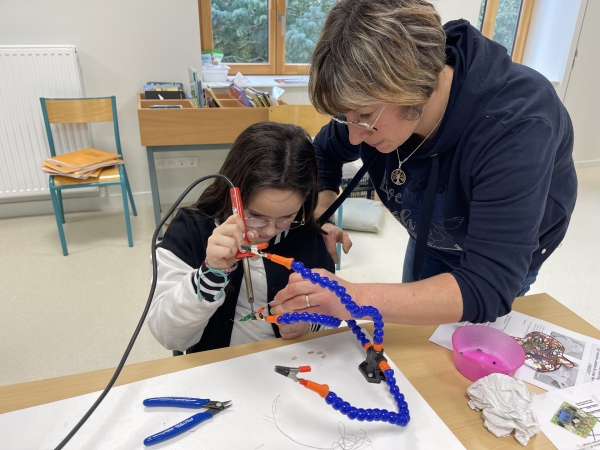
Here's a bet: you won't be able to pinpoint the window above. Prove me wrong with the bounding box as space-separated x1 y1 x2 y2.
477 0 535 63
199 0 336 75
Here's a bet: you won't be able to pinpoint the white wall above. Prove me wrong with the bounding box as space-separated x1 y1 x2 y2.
0 0 205 217
522 0 584 100
432 0 482 25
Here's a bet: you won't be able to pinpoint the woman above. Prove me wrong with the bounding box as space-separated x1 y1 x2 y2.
270 0 577 325
148 122 334 353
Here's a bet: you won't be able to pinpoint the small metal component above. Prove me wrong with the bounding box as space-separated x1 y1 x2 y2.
238 306 266 322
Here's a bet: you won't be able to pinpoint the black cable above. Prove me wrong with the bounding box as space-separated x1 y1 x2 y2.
54 174 234 450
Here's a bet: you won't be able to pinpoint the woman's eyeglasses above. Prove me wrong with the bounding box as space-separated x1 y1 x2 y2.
330 104 387 131
244 206 305 230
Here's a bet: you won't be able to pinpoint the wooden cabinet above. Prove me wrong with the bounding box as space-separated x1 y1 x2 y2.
137 93 329 146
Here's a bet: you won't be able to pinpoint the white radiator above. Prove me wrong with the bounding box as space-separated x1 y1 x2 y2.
0 45 91 199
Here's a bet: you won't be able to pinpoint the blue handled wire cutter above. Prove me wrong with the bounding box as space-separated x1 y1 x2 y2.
143 397 232 446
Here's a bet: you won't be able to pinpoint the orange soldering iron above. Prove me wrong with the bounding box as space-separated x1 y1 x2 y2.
230 188 291 315
229 187 258 313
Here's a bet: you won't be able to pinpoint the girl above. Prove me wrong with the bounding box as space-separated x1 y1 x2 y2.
148 122 334 353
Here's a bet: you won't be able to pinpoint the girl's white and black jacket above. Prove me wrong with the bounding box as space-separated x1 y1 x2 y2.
148 208 335 353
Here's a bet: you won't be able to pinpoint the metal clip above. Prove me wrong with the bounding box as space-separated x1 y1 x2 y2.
240 243 269 257
274 365 311 383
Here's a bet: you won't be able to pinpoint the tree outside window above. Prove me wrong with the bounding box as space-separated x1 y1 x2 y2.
201 0 336 75
201 0 534 75
478 0 535 63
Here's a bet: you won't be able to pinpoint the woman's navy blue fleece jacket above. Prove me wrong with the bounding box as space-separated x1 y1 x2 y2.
314 20 577 323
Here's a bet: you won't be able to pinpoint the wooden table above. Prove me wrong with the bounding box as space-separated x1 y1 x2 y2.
2 293 596 449
136 94 330 232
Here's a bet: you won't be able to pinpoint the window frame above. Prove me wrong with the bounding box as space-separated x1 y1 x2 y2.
200 0 536 74
199 0 314 75
480 0 535 63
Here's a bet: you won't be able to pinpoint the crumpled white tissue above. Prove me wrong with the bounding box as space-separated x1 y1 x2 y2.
467 373 541 446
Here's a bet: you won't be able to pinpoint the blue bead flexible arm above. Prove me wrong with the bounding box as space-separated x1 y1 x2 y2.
272 260 410 427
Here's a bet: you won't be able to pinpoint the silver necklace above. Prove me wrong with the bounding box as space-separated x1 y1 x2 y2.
391 70 448 186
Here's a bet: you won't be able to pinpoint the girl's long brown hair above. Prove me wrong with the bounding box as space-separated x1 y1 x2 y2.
192 122 322 234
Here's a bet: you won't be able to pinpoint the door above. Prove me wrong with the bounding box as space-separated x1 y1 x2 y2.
563 0 600 166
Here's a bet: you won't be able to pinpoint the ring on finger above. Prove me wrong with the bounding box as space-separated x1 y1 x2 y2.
305 295 311 308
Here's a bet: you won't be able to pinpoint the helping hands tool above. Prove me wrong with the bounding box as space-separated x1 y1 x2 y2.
238 245 411 427
142 397 232 446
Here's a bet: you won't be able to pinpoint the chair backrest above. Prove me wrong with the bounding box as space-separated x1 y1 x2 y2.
40 96 123 157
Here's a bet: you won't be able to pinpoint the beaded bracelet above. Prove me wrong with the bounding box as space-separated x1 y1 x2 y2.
196 260 237 302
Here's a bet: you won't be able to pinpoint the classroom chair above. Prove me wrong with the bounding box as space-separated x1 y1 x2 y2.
40 96 137 256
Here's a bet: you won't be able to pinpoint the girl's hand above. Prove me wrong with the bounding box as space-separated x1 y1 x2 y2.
206 215 257 269
279 322 310 340
321 223 352 263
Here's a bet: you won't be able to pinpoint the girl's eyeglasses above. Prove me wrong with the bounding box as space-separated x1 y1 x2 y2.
330 104 387 131
244 206 305 230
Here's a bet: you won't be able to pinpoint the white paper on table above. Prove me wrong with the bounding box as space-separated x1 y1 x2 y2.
0 331 465 450
429 310 600 391
532 380 600 449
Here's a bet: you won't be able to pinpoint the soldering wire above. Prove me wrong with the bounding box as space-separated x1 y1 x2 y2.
54 174 235 450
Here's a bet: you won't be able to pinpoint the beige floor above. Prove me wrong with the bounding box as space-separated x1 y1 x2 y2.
1 167 599 387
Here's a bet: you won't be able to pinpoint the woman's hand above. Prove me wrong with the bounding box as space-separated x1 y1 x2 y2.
270 269 359 320
321 223 352 263
206 215 257 269
279 322 310 340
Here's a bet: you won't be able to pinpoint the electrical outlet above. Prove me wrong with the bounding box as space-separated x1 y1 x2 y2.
156 157 199 169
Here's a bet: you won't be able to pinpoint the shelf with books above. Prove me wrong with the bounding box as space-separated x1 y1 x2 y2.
137 93 329 146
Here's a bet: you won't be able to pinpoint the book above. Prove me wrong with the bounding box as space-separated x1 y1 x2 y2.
204 85 223 108
188 67 199 107
41 164 106 180
146 82 184 89
244 89 262 107
273 77 308 85
229 83 253 107
144 82 185 100
41 158 122 180
42 160 80 174
45 148 120 169
198 79 205 108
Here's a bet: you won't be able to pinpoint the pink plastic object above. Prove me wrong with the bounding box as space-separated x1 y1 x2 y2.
452 325 525 381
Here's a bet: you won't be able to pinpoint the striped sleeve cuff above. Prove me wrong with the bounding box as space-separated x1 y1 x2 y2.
193 260 229 302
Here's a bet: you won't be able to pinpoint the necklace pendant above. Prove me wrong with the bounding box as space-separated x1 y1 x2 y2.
391 168 406 185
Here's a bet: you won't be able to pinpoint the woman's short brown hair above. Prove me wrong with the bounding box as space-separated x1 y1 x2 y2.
309 0 446 117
